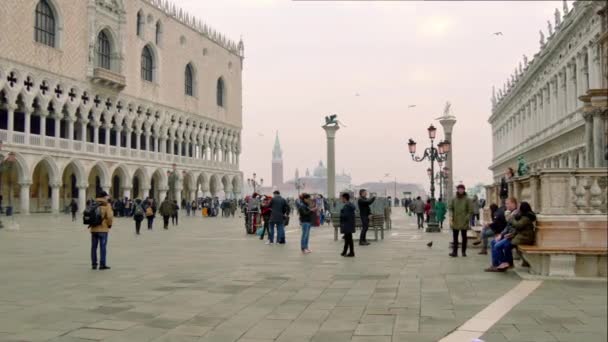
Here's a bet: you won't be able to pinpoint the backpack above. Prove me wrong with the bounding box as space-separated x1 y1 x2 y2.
83 202 103 226
145 206 154 217
134 205 144 218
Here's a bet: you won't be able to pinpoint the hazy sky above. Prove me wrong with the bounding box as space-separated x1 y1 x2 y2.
178 0 565 190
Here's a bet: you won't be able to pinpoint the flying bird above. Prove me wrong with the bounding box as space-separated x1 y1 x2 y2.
493 32 503 36
427 241 433 247
408 105 416 108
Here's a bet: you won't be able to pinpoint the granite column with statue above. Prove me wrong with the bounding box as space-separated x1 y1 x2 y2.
438 109 457 204
323 116 340 200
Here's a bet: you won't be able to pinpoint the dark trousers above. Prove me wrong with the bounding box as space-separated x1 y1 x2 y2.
91 232 108 266
171 214 178 225
147 217 154 229
163 215 170 229
135 220 142 234
452 229 468 254
416 213 424 228
71 211 77 221
260 219 269 239
343 233 354 255
359 215 370 242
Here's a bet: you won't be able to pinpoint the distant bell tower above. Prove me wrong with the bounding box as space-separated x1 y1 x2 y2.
272 131 284 188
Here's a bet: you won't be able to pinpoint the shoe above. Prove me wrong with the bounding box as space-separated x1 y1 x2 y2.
462 252 467 257
303 249 311 254
278 242 286 245
92 265 98 270
341 252 347 256
265 241 273 245
359 241 370 246
472 241 481 246
484 266 505 272
449 252 458 257
99 266 111 270
345 254 355 257
478 250 488 255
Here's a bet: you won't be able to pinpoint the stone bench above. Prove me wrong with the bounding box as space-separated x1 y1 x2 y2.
332 215 384 241
518 245 607 277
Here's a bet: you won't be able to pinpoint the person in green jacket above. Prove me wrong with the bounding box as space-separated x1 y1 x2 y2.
159 197 175 230
448 184 472 257
434 198 447 229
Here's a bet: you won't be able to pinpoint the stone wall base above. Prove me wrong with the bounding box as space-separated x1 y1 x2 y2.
523 252 607 278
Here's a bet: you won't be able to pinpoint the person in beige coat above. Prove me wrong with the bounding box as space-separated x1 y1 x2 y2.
89 191 114 270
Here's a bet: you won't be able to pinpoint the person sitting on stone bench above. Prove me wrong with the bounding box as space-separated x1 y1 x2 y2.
473 203 507 255
486 200 536 272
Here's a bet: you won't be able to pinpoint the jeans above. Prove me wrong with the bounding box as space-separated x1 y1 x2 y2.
269 221 285 243
91 232 108 266
301 222 311 250
480 227 495 250
416 213 424 228
172 214 178 225
470 213 480 226
147 216 154 229
260 218 269 239
491 238 513 267
320 212 325 225
163 215 170 229
360 215 370 242
135 220 142 234
343 232 354 255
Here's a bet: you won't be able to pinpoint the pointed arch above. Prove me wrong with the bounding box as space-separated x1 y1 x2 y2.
185 63 195 96
35 0 62 48
216 77 225 107
141 44 156 82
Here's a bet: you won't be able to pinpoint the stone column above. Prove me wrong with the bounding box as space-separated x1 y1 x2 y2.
7 104 16 133
80 120 87 142
190 190 196 202
566 63 575 114
125 128 132 149
104 124 111 149
77 185 87 214
93 122 100 145
158 189 167 201
50 184 60 214
54 116 60 138
582 105 594 167
145 131 151 152
439 114 457 204
24 108 32 140
592 109 607 167
19 182 31 215
40 114 47 137
136 130 142 151
559 70 567 120
322 123 340 199
122 187 131 199
68 118 74 141
155 136 159 153
589 43 601 89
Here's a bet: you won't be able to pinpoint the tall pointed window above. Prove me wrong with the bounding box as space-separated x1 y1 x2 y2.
216 77 225 107
97 30 111 70
136 10 144 37
35 0 56 47
141 46 154 81
185 64 194 96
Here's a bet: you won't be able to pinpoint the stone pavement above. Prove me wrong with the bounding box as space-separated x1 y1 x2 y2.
0 212 605 341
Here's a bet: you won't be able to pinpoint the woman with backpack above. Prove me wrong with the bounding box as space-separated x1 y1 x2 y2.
133 199 145 235
144 198 156 230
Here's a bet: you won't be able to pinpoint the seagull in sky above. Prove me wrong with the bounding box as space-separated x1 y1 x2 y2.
493 32 503 36
408 105 416 108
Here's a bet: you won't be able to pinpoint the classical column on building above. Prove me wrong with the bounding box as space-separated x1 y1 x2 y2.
322 122 340 200
158 189 167 201
439 113 457 204
141 186 151 200
23 107 32 142
40 110 47 138
144 128 152 155
19 181 31 215
6 104 16 138
566 62 575 113
77 185 87 214
136 128 142 151
558 69 567 120
115 125 123 150
50 183 60 214
125 126 132 149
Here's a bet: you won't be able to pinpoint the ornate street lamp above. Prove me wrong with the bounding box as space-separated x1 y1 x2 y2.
408 124 451 232
247 173 263 194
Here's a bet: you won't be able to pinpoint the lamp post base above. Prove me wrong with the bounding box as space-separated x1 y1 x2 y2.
425 222 441 233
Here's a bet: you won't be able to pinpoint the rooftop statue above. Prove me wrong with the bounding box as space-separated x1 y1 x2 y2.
547 20 553 35
555 8 562 27
443 101 452 117
539 30 546 46
563 0 569 15
324 114 339 127
523 54 529 67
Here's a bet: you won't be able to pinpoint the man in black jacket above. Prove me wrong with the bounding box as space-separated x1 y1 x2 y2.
474 203 507 254
340 193 356 257
268 191 290 244
357 189 376 246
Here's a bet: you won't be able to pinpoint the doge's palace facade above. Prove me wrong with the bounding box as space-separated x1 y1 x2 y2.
0 0 244 214
489 0 607 181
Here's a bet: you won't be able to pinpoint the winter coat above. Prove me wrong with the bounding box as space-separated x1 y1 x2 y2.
434 201 447 222
472 196 480 214
159 199 176 217
90 198 114 233
488 206 507 235
269 195 290 223
413 199 425 214
358 197 376 217
298 203 314 224
511 212 536 246
340 202 356 234
449 194 472 230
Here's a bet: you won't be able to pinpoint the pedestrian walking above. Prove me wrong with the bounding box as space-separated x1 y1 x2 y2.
144 198 156 230
413 196 425 229
434 198 447 229
186 200 192 216
268 190 290 244
340 192 356 257
87 191 113 270
260 195 271 241
159 197 174 229
357 189 376 245
471 195 480 226
171 200 179 225
298 193 316 253
133 199 145 235
424 199 431 223
70 198 78 221
448 184 472 257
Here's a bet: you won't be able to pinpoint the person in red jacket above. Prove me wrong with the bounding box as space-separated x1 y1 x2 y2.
424 199 432 223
